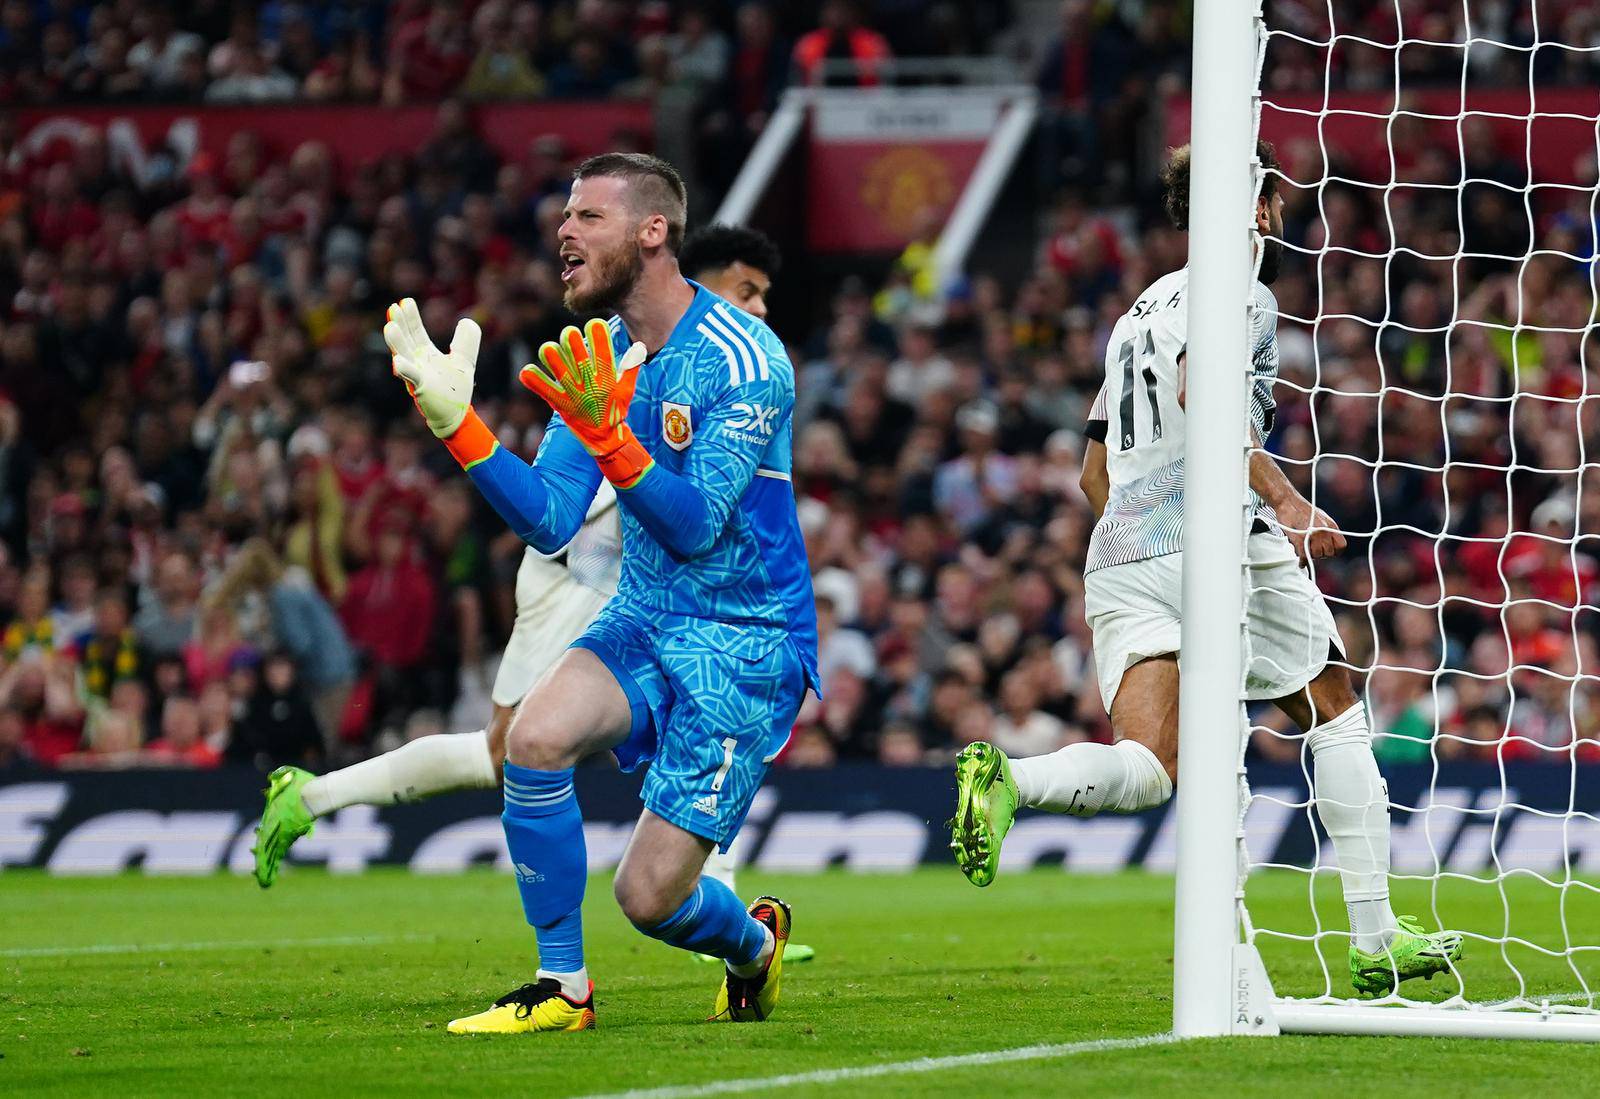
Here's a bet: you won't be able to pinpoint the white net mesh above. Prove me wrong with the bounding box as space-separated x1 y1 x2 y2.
1241 0 1600 1021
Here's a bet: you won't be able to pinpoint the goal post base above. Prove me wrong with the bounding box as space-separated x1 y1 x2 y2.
1273 1002 1600 1043
1229 944 1281 1036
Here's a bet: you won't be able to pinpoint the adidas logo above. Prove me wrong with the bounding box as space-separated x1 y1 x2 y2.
691 794 719 817
514 861 545 883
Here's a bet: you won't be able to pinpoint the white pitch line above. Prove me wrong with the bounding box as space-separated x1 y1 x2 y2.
1 933 431 959
575 1032 1180 1099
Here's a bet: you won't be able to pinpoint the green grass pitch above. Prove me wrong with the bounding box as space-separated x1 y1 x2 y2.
4 868 1596 1096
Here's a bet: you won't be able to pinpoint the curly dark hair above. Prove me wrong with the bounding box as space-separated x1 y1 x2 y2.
678 224 783 281
1160 139 1281 231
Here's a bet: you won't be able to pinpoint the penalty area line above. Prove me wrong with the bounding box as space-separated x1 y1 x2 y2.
574 1032 1181 1099
0 933 433 958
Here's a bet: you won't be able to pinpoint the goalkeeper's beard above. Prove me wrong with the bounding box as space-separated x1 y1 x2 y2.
564 241 645 317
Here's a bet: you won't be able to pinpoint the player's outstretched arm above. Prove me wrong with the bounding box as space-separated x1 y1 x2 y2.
384 298 601 554
519 319 788 559
1249 445 1346 563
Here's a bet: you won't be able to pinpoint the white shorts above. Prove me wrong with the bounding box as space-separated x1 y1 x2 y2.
491 549 614 708
1084 531 1342 710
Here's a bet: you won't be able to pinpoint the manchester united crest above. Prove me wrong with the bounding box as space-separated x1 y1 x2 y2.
662 400 693 451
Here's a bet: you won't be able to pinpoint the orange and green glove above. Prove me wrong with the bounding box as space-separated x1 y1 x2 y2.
519 318 654 488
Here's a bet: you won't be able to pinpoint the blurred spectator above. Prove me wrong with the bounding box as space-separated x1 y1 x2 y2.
74 588 143 700
990 669 1077 756
793 0 891 87
210 538 355 747
784 725 839 768
197 679 234 749
934 402 1019 535
204 45 297 102
877 722 926 766
549 33 625 98
226 649 322 770
4 568 54 659
146 694 221 768
134 551 202 659
60 708 143 769
666 6 729 91
128 8 204 93
340 516 437 729
462 3 545 100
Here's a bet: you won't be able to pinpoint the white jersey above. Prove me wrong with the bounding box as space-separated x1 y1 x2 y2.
1085 269 1281 574
522 480 622 599
491 482 621 708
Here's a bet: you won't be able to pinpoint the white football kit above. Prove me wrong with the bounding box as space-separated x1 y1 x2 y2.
491 481 621 707
1084 268 1341 709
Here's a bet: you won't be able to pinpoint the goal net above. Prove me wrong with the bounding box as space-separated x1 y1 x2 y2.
1225 1 1600 1039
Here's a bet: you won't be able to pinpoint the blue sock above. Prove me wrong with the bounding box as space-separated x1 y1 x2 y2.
634 875 769 966
502 762 586 974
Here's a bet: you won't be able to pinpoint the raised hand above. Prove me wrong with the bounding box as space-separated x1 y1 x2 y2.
382 297 482 439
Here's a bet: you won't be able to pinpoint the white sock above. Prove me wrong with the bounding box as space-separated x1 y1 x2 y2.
703 848 737 894
537 967 590 1002
301 730 499 818
1307 702 1399 952
1009 739 1173 816
727 927 774 979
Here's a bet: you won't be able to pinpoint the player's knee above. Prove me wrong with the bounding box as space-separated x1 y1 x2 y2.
613 870 681 930
1119 734 1177 788
1114 738 1174 811
505 712 577 770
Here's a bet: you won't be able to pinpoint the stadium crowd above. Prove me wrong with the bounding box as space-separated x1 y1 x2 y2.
0 1 1597 776
0 0 1016 108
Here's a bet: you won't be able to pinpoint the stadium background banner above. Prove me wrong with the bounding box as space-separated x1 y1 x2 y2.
11 101 654 184
804 93 994 254
1 764 1592 877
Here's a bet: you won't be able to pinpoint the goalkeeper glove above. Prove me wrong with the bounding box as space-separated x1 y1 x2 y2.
519 318 653 488
382 297 482 439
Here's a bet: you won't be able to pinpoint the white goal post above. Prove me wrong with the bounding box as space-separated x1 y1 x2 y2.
1176 0 1600 1041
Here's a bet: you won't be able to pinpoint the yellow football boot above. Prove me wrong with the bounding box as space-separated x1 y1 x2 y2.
446 978 596 1035
710 896 791 1022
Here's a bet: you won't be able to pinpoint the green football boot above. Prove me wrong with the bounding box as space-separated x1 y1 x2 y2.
1349 916 1464 996
252 766 317 888
695 943 816 965
950 742 1019 887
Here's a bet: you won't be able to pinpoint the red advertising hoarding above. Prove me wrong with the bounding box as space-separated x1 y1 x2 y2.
11 100 654 183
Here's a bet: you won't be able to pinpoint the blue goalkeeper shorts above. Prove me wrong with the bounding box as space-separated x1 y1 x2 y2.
572 599 806 850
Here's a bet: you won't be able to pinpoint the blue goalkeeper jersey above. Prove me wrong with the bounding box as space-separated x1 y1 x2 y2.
465 281 819 692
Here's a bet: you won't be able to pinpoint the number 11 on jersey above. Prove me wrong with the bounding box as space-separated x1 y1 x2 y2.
1117 329 1163 450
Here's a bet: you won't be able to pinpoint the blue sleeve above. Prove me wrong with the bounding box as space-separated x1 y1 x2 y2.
467 418 603 555
620 353 792 559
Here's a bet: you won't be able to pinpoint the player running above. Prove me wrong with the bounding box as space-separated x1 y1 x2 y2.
950 141 1462 998
388 153 815 1033
250 224 815 963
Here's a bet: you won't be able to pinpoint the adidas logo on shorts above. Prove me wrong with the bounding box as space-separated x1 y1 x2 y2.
692 794 719 817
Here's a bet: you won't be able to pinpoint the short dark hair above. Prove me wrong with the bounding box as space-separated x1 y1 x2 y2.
678 224 782 281
1160 138 1281 231
572 152 688 253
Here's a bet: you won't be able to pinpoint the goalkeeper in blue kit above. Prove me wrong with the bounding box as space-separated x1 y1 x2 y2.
382 153 818 1033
